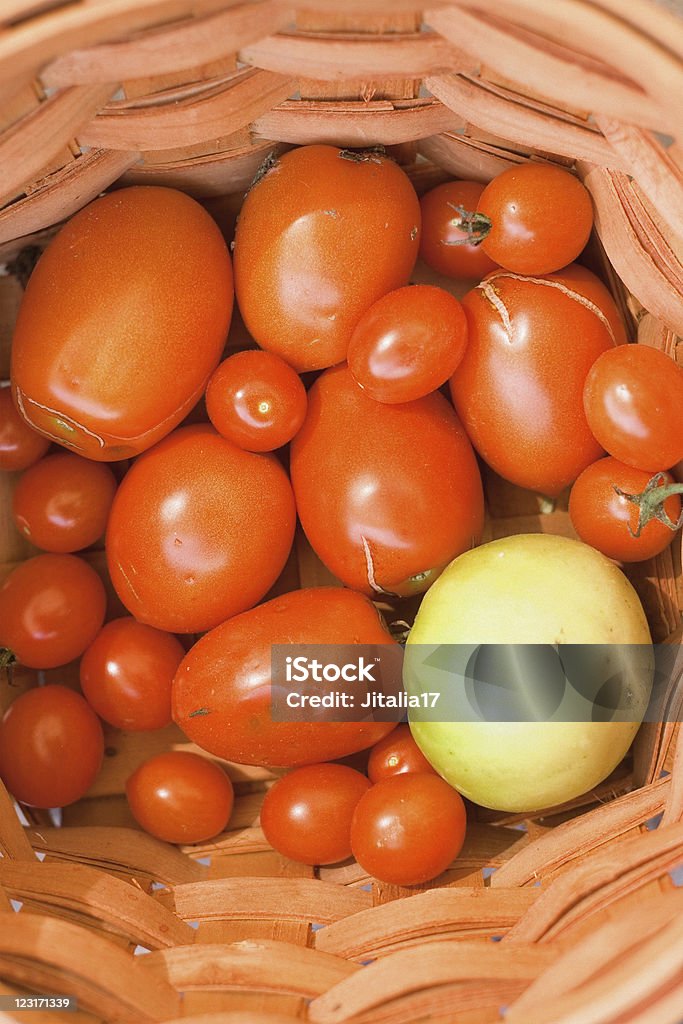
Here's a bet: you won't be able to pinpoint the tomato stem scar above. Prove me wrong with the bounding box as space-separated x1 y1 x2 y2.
0 648 17 669
614 473 683 537
189 707 211 717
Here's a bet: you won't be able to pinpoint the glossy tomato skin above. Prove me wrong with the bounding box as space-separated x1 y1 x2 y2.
367 723 436 782
260 763 371 864
12 452 117 552
80 617 185 731
583 345 683 472
350 773 467 885
233 145 421 371
172 587 397 767
0 685 103 807
347 285 468 404
0 554 106 668
290 366 484 596
11 187 233 461
106 425 295 633
450 264 620 495
206 350 307 452
569 458 681 562
419 181 499 280
0 387 50 471
477 163 593 275
126 751 234 843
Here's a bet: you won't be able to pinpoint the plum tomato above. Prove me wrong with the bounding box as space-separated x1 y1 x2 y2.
12 452 117 552
260 763 371 865
0 685 103 807
450 264 622 496
172 587 397 767
367 723 436 783
80 617 185 731
569 457 682 562
233 145 421 371
350 773 467 885
347 284 468 403
206 350 307 452
126 751 234 844
106 425 296 633
11 187 233 460
419 180 499 280
290 365 484 596
0 386 50 471
476 163 594 275
583 345 683 472
0 554 106 669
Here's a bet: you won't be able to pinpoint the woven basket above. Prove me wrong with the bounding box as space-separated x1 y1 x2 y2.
1 2 682 1022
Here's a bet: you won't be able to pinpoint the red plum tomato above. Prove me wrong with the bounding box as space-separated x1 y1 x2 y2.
347 284 468 403
0 685 103 807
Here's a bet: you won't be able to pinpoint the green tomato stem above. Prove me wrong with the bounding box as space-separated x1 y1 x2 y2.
442 203 492 247
0 648 17 670
614 472 683 538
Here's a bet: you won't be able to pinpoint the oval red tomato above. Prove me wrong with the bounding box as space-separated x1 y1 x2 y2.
106 425 296 633
419 180 499 281
450 264 621 495
11 186 233 460
0 685 103 807
233 145 421 371
347 284 468 404
367 723 436 782
172 587 397 767
290 365 484 596
0 386 50 471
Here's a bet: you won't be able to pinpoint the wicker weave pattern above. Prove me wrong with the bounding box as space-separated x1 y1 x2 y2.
0 2 682 1022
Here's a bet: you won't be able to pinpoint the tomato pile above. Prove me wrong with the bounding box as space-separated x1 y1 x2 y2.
1 145 682 883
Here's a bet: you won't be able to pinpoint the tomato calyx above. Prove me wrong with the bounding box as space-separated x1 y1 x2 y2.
442 204 492 247
614 472 683 538
0 648 17 669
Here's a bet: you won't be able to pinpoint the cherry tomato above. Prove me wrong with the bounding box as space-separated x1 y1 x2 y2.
205 350 307 452
290 366 484 596
450 264 621 495
583 345 683 472
0 386 49 471
106 425 295 633
11 187 233 460
126 751 234 844
476 163 593 275
367 723 436 782
260 763 371 864
0 685 103 807
172 587 397 767
347 285 468 404
419 181 499 280
569 458 682 562
233 145 421 371
12 452 117 552
0 554 106 669
80 617 185 731
350 773 467 885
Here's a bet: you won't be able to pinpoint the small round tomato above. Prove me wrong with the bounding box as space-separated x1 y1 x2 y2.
234 145 421 371
12 452 117 552
80 617 185 731
206 350 307 452
583 345 683 472
347 285 468 404
450 264 621 496
290 366 484 596
0 386 50 471
419 181 499 280
476 163 593 274
367 724 436 782
260 763 371 865
126 751 234 844
350 773 467 885
569 458 682 562
106 425 296 633
0 685 103 807
0 554 106 669
172 587 397 767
